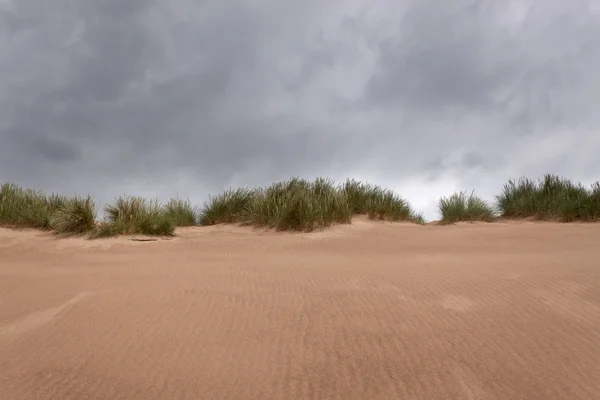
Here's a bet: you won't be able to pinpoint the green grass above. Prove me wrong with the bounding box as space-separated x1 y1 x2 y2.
164 197 198 227
199 188 254 225
50 196 97 235
438 191 496 224
341 179 423 222
241 178 353 231
496 174 600 222
92 220 128 239
100 196 175 237
5 174 598 239
200 178 423 232
0 183 68 229
0 183 176 238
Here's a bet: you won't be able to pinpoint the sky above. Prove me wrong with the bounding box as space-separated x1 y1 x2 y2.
1 0 600 221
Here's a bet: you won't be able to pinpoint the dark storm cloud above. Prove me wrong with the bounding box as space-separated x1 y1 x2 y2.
1 0 600 219
367 1 506 110
28 136 81 163
366 0 600 133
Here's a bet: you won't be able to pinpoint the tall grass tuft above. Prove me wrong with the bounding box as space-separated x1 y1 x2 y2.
0 183 68 229
496 174 600 222
92 220 127 239
438 191 496 224
101 196 175 236
50 196 97 235
200 178 423 232
365 190 423 223
164 197 198 227
242 177 352 231
341 179 424 223
342 179 385 214
199 188 255 225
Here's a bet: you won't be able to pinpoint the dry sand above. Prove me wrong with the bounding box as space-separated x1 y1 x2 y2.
1 218 599 400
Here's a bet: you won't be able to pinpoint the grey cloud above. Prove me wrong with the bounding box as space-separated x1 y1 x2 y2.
365 0 600 134
367 1 506 110
28 136 81 163
420 150 506 182
460 151 506 171
1 0 600 220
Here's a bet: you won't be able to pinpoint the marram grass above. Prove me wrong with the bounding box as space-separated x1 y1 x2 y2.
239 178 353 232
200 178 424 232
0 182 68 230
199 188 254 225
50 196 97 235
0 185 181 238
164 197 198 227
496 174 600 222
2 174 599 239
101 196 175 236
438 191 496 224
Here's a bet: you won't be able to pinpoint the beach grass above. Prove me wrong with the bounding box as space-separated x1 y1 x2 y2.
164 197 198 227
101 196 175 237
438 191 496 224
201 178 423 232
0 183 68 230
49 196 98 235
496 174 600 222
3 174 599 238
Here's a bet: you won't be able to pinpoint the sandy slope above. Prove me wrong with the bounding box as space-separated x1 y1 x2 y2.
1 219 599 400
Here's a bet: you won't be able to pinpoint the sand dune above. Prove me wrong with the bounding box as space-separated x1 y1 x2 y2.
1 219 599 400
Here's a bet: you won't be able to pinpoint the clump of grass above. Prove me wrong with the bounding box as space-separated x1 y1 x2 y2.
0 184 180 238
242 177 352 231
164 197 198 227
201 177 422 232
91 220 127 239
587 182 600 219
342 179 385 214
0 183 68 229
50 196 97 235
2 177 426 236
342 179 424 223
199 188 255 225
496 174 600 222
104 196 147 225
438 191 496 224
100 196 175 236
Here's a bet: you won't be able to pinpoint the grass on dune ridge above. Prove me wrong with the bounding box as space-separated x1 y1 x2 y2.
0 184 197 238
50 196 98 235
496 174 600 222
0 178 423 237
437 174 600 224
438 191 496 224
199 178 424 231
238 178 354 231
93 196 177 238
199 188 254 226
0 183 68 230
2 174 600 237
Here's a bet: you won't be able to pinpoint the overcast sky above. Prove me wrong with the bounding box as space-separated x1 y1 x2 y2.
1 0 599 221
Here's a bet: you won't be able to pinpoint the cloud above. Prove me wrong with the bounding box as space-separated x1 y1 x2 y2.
1 0 599 220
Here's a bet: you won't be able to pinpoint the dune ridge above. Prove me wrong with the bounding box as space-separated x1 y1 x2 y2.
2 174 600 240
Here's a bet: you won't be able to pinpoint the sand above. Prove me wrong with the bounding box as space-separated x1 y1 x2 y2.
1 218 599 400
